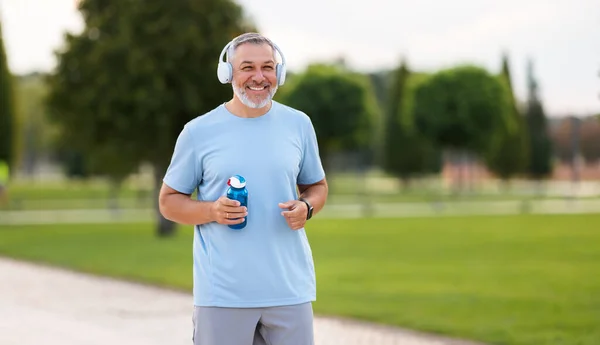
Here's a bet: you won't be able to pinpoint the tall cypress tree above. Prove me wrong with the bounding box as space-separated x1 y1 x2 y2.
485 53 529 183
524 59 553 179
382 59 410 183
381 59 439 187
0 20 15 171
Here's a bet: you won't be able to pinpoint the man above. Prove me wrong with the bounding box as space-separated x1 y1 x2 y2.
158 32 328 345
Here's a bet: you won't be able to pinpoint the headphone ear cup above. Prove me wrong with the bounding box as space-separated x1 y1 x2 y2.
276 63 286 86
217 62 232 84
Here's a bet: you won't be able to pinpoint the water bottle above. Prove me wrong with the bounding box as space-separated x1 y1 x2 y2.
226 175 248 230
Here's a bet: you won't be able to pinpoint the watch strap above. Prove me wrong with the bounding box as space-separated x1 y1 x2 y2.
299 197 313 220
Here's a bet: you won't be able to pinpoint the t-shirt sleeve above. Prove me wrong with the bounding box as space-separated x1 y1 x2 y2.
162 125 202 194
297 116 326 185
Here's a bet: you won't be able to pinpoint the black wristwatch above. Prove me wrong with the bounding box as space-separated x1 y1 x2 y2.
299 198 314 220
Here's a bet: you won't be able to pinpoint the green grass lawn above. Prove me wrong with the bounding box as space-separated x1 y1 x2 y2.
1 214 599 344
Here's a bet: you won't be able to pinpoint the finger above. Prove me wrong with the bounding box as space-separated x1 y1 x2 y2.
220 197 241 207
220 219 245 225
280 214 292 225
281 211 299 220
285 215 303 227
225 211 247 219
221 205 247 213
291 221 305 230
223 208 248 217
278 202 294 209
219 212 246 224
224 217 246 225
281 207 301 218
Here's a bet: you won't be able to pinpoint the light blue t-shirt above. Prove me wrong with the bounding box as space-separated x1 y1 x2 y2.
163 100 325 308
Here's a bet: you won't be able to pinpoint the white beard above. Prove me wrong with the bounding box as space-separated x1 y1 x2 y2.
232 82 278 109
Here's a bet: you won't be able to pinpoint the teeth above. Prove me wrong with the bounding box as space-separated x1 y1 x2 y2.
248 86 265 91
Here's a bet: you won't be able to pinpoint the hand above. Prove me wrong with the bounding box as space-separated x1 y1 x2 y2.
211 196 247 225
278 200 308 230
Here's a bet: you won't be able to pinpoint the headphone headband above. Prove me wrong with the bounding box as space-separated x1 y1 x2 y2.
218 40 286 66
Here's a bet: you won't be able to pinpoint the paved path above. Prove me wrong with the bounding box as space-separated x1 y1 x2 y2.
0 257 486 345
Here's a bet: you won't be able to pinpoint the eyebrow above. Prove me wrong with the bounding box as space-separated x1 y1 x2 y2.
239 60 275 66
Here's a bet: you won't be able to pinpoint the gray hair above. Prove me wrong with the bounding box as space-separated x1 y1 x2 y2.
225 32 278 63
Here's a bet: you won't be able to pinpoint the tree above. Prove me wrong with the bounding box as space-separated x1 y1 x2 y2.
367 70 389 116
402 73 443 176
277 63 379 173
0 20 15 172
484 53 530 184
13 73 60 176
46 0 255 236
550 117 577 164
414 65 511 153
580 116 600 164
524 59 553 180
381 59 440 187
413 65 512 190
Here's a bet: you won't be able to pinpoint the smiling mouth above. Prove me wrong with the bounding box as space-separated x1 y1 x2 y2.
247 85 268 91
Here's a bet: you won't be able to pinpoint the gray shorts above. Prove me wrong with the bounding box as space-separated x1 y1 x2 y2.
192 302 314 345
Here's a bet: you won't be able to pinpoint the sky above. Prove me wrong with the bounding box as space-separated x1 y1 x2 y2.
1 0 599 117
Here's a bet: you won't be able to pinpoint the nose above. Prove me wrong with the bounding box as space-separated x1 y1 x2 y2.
252 70 265 83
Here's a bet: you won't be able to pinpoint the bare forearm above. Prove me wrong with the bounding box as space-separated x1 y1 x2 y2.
159 193 215 225
299 180 328 216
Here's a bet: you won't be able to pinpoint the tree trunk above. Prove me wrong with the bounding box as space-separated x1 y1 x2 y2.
321 151 334 194
462 150 472 192
359 165 374 218
499 178 511 194
400 176 411 191
153 163 176 237
108 178 121 215
450 149 464 195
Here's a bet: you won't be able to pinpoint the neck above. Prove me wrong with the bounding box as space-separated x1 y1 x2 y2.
226 96 272 118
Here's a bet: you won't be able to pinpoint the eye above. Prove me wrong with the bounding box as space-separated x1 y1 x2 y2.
263 66 274 70
242 66 252 71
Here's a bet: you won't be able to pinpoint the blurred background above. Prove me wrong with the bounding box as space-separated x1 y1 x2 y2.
0 1 599 345
0 0 599 227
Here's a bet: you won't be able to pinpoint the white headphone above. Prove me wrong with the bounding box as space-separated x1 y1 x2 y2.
216 38 287 86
